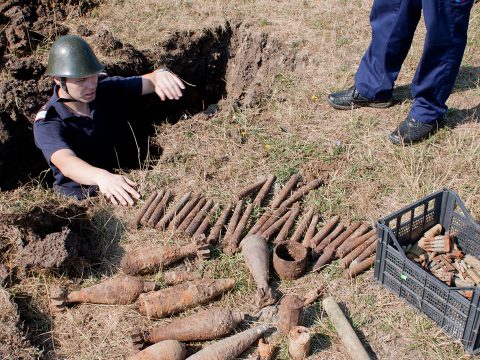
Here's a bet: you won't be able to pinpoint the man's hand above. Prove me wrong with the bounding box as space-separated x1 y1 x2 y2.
141 69 185 99
94 170 140 206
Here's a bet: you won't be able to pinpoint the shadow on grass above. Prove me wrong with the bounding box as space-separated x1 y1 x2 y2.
446 103 480 128
393 65 480 103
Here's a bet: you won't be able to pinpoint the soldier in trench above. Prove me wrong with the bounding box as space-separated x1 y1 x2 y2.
33 35 185 206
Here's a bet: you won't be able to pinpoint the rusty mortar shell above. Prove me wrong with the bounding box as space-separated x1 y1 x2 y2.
288 326 311 360
346 255 376 278
258 338 276 360
163 270 201 286
177 197 206 233
309 215 341 248
280 178 323 209
207 203 232 245
187 324 270 360
225 203 254 255
50 276 156 311
277 295 304 334
290 206 315 243
253 174 276 207
121 241 208 275
303 213 319 247
274 204 301 245
237 177 268 200
194 203 218 237
261 209 292 240
311 222 344 258
169 195 201 230
273 242 308 280
340 235 376 269
336 223 370 256
145 307 244 344
270 174 300 209
337 228 376 259
148 190 173 228
141 190 165 226
137 278 235 319
185 199 214 236
240 234 277 308
130 191 158 230
129 339 187 360
155 192 192 230
223 199 244 244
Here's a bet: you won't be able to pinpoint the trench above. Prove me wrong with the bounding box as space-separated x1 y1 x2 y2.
0 3 296 191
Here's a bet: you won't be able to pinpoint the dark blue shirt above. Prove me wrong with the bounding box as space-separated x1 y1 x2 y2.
33 76 143 199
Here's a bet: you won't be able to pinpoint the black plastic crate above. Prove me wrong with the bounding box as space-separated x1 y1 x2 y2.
375 189 480 354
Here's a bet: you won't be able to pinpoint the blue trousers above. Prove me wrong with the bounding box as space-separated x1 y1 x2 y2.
355 0 473 123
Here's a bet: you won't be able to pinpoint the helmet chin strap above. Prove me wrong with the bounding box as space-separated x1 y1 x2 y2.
59 77 80 103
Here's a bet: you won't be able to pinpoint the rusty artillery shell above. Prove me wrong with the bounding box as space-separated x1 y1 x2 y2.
176 197 205 232
194 203 218 237
237 177 268 200
187 324 269 360
336 223 370 256
223 199 244 244
270 174 300 209
130 340 186 360
312 222 345 258
131 191 158 229
207 204 232 244
261 209 292 239
50 276 156 311
337 228 376 259
346 255 375 278
277 295 304 334
340 235 376 269
121 241 208 275
137 279 235 319
225 203 254 255
351 240 377 265
148 190 173 228
240 235 277 308
309 215 341 248
274 204 300 244
144 308 244 344
248 210 272 236
258 338 276 360
185 199 214 236
141 190 165 226
288 326 311 360
163 270 201 285
155 192 192 229
168 195 200 230
253 174 276 207
312 221 362 271
280 178 323 209
273 242 308 280
290 206 315 243
303 214 319 247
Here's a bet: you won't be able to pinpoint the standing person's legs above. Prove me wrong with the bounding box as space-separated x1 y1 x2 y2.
328 0 422 109
390 0 474 144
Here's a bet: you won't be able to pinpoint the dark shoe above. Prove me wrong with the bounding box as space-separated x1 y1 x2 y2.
389 116 446 145
327 86 393 110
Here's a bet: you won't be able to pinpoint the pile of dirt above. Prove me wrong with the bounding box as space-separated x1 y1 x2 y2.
0 287 38 359
0 201 93 280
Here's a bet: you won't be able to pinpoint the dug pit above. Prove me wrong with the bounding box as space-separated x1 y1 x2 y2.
0 2 297 191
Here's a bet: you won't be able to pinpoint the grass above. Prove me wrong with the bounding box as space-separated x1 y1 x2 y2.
1 0 480 359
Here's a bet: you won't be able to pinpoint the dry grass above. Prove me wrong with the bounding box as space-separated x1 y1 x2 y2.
1 0 480 358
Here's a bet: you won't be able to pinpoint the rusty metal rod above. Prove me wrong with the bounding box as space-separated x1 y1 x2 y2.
290 206 315 243
346 255 376 278
177 197 206 233
309 215 341 248
185 199 214 236
337 228 376 259
155 192 192 230
194 203 219 237
303 214 319 247
270 174 300 209
223 200 244 245
312 223 345 259
351 240 377 266
237 178 267 200
262 209 292 239
148 190 173 228
169 195 201 230
258 205 290 234
336 223 370 257
225 203 254 255
207 204 232 245
275 204 301 244
130 191 158 230
141 190 165 226
280 178 323 209
253 174 276 207
340 235 376 269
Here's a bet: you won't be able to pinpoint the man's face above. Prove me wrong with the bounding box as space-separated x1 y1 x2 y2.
55 75 99 103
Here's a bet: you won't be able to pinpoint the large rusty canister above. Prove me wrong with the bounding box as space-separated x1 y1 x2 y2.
277 295 304 334
273 242 307 280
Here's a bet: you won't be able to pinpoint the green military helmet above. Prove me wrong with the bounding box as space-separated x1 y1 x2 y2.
46 35 104 78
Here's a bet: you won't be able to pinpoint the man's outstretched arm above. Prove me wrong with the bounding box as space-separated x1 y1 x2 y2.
141 69 185 100
51 149 140 206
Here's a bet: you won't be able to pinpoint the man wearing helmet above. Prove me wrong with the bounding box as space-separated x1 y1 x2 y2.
34 35 185 206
